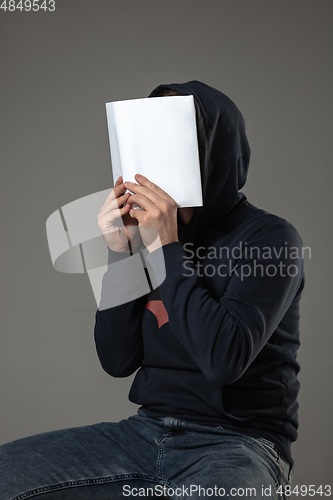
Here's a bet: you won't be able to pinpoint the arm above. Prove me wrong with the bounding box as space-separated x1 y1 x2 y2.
94 247 150 377
146 221 305 386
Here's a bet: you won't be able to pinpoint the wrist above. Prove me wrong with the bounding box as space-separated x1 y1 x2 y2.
146 237 179 254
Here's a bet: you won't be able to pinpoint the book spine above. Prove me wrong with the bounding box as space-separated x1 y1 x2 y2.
106 103 122 186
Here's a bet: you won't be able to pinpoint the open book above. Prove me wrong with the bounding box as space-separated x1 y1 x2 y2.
105 95 203 208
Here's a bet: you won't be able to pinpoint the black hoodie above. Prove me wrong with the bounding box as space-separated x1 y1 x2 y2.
94 81 305 465
149 81 250 246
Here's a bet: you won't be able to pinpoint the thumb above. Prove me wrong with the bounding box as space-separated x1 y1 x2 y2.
129 207 143 222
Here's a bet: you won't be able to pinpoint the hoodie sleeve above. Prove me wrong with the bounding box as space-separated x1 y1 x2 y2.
145 220 305 386
94 248 150 377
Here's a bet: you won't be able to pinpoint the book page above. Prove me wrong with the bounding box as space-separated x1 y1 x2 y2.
106 95 203 208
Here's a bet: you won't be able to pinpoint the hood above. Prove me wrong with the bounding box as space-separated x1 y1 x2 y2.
148 80 251 248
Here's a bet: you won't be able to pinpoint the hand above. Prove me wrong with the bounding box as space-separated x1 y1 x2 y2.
97 176 142 253
125 174 179 253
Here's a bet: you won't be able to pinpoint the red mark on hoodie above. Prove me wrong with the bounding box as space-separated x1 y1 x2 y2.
145 300 169 329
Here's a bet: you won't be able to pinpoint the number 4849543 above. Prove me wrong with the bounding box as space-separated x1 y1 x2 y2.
276 485 331 497
0 1 55 11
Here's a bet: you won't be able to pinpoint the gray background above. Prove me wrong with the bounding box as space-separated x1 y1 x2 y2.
1 0 332 491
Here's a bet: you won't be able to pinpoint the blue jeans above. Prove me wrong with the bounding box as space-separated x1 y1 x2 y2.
0 409 293 499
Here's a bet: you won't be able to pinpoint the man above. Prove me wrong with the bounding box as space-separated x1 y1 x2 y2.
0 81 304 499
94 81 304 497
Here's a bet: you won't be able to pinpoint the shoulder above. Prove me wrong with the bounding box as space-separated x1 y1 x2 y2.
237 202 303 248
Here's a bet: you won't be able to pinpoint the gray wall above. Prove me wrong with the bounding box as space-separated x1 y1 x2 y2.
1 0 332 489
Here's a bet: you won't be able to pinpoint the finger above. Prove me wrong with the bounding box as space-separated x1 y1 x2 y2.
127 193 156 212
113 202 132 219
115 175 124 187
98 196 131 226
100 191 130 214
124 180 168 208
99 203 132 231
111 176 124 198
119 203 132 216
114 192 131 210
128 206 145 222
100 182 128 211
135 174 177 206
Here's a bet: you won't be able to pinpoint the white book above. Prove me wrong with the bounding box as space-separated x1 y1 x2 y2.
105 95 203 208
